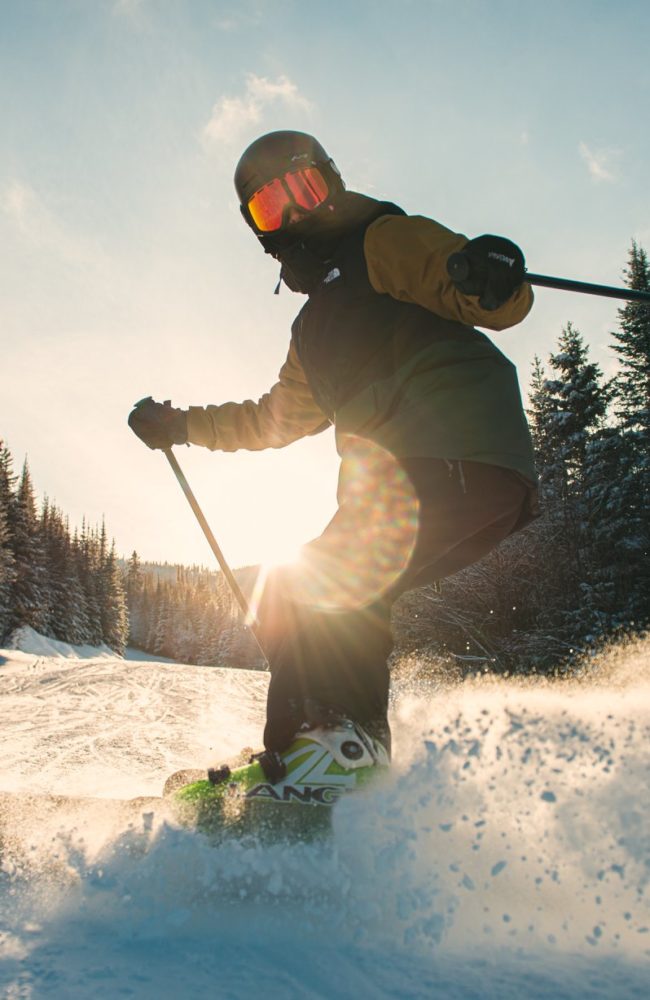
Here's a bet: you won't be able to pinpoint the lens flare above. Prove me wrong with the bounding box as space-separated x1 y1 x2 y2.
261 437 420 614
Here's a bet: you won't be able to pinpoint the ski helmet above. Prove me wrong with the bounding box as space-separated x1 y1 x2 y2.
234 130 345 244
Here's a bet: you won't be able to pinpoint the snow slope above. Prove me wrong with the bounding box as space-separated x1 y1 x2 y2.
4 625 118 661
0 636 648 999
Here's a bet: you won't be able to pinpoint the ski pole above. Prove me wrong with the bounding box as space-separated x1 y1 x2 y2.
162 447 268 663
447 253 650 304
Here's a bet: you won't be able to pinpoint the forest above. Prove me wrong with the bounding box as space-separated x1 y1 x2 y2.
0 449 129 654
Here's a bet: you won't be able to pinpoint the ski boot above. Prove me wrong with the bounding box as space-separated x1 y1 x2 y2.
169 719 390 840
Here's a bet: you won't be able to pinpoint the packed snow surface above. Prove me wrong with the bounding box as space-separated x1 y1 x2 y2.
1 635 648 999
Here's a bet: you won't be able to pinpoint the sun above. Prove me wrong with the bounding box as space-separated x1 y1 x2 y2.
258 537 303 572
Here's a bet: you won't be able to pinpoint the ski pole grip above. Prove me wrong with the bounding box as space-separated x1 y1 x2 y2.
447 252 471 283
448 251 650 303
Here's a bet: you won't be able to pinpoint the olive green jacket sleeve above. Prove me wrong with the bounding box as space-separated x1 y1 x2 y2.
364 214 534 331
185 342 329 452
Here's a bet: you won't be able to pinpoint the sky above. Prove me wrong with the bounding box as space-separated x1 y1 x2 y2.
1 0 649 570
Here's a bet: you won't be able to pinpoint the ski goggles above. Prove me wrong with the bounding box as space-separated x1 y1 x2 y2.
246 166 330 233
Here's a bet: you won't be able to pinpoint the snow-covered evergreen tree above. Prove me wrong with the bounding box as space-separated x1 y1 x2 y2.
612 241 650 434
150 580 172 656
76 520 103 645
607 240 650 624
545 325 612 636
528 355 561 485
8 460 49 634
580 425 638 630
60 529 92 643
0 442 17 640
0 503 14 642
125 551 143 603
41 499 66 639
545 322 608 489
124 551 146 648
100 541 129 654
523 330 607 638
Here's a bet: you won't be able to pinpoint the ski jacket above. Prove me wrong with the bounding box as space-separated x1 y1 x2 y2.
187 199 538 516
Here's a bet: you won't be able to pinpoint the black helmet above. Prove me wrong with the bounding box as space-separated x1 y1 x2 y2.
234 130 345 246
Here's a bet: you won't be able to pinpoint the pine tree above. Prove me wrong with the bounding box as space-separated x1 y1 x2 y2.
526 352 567 580
545 323 608 489
124 551 145 648
8 460 49 635
100 541 129 654
527 355 559 482
125 551 143 604
77 520 103 644
59 526 91 644
151 582 173 657
611 241 650 434
0 503 14 642
607 241 650 625
543 325 610 636
198 601 224 664
512 330 611 653
580 424 636 629
66 527 92 644
40 498 65 639
0 442 17 640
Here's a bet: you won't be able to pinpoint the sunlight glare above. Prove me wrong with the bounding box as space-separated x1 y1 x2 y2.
259 537 303 572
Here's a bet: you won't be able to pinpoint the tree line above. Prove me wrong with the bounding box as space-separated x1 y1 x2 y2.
0 442 256 664
0 447 129 654
393 240 649 672
124 555 262 668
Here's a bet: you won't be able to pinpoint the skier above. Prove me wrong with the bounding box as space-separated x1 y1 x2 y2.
129 130 538 790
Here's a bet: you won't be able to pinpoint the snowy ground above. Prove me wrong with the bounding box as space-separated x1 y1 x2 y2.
0 633 648 999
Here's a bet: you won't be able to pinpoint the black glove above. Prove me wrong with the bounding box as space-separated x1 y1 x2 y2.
128 397 188 450
449 234 526 310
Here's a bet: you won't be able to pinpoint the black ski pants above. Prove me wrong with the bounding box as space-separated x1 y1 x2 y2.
256 442 531 753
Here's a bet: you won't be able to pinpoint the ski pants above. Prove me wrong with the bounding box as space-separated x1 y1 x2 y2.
256 441 531 753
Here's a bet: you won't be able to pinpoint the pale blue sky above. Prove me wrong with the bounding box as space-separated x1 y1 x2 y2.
1 0 648 567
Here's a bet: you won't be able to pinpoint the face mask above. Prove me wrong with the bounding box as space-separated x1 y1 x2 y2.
278 242 330 295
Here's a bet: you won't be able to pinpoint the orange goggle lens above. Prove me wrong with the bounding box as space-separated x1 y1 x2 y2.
247 167 329 232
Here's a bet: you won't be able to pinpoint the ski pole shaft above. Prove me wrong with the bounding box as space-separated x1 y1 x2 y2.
162 448 268 661
447 253 650 303
524 272 650 303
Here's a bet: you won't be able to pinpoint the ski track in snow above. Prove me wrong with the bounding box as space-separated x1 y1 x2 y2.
0 639 649 999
